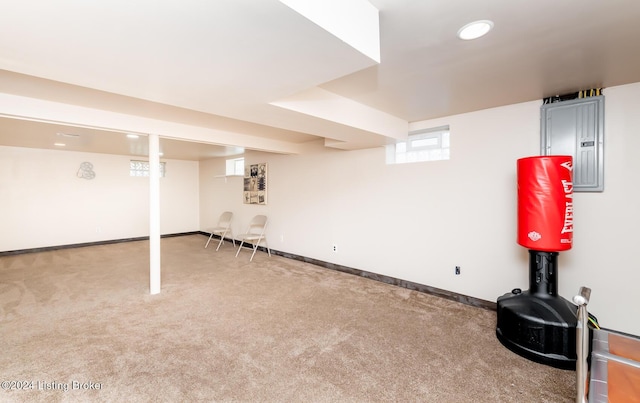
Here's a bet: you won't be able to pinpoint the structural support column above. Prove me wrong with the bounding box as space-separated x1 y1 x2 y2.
149 133 161 295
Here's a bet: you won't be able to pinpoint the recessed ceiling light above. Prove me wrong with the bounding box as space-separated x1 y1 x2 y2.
54 142 66 147
126 134 140 139
457 20 494 40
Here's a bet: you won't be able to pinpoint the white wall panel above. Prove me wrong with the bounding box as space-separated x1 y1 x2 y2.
0 147 198 251
200 82 640 336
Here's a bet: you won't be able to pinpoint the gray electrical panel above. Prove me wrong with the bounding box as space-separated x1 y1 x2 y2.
541 96 604 192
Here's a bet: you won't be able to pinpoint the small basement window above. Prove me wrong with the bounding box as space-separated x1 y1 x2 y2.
130 160 166 177
226 157 244 176
386 126 450 164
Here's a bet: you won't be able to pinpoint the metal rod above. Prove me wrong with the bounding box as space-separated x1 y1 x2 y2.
573 286 591 403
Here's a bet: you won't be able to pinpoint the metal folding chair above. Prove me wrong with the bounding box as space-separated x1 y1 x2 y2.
235 215 270 261
205 211 235 251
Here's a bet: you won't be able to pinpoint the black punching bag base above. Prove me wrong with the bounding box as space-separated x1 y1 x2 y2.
496 290 577 370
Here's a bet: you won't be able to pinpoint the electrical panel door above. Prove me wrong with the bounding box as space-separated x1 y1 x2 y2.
541 96 604 192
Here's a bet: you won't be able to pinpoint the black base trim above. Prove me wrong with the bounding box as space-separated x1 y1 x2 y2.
2 231 496 312
0 231 202 257
200 232 496 311
273 250 496 311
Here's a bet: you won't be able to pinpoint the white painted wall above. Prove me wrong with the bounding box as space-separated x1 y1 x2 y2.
2 82 637 335
200 82 640 336
0 146 199 251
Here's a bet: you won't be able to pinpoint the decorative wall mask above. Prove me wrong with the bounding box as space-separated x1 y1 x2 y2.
77 162 96 180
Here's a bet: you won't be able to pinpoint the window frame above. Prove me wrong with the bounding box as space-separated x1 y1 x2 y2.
225 157 245 176
386 125 450 165
129 160 166 177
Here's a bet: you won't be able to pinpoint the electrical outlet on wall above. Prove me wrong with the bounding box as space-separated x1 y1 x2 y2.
332 244 338 253
455 266 461 275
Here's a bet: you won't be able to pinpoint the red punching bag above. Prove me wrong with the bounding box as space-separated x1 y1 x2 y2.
517 156 573 251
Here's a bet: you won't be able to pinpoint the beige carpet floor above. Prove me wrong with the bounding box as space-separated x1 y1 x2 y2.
0 235 575 402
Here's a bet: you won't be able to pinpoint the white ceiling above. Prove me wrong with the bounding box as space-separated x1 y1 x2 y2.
1 0 640 160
